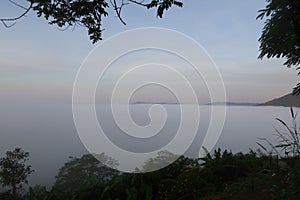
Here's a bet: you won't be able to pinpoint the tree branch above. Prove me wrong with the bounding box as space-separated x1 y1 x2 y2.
128 0 148 7
8 0 28 10
0 1 33 28
111 0 127 25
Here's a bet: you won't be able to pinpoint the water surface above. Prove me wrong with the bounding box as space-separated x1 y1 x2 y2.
0 103 294 187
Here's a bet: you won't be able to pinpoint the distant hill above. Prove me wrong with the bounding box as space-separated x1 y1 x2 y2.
131 94 300 107
259 93 300 107
132 101 179 105
205 102 258 106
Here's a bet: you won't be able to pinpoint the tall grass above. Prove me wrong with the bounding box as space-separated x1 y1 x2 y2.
258 107 300 158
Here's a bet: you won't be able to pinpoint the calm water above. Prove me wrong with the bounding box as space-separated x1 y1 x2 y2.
0 103 295 187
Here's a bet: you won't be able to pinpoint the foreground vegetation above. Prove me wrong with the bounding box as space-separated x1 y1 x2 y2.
0 148 299 200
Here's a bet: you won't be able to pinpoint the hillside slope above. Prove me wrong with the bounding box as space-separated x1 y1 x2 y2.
260 93 300 107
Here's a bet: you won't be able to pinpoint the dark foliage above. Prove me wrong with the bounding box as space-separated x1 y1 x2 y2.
1 0 183 43
0 148 33 198
1 148 300 199
50 153 119 199
258 0 300 94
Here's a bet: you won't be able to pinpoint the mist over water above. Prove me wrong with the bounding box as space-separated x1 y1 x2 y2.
0 103 293 188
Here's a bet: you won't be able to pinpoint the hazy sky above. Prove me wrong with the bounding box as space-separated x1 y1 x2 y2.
0 0 298 104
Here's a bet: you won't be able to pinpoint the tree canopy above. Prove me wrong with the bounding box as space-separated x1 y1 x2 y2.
51 153 119 199
0 0 183 43
0 148 33 197
258 0 300 94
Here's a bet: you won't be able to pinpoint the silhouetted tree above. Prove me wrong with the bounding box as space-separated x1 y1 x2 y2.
0 148 33 197
51 153 119 199
0 0 183 43
26 185 49 200
258 0 300 94
138 150 179 172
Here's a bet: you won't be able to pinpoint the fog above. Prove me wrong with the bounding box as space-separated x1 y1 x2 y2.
0 103 293 188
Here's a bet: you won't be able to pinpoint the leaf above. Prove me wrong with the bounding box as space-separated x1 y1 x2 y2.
291 107 295 119
256 142 267 152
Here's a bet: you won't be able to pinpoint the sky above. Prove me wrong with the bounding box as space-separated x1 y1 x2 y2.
0 0 299 104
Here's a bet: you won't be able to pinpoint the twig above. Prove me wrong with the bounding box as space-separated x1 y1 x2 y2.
0 1 33 28
111 0 127 25
8 0 28 10
128 0 148 7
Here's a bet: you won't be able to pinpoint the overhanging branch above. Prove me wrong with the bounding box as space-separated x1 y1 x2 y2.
0 1 33 28
128 0 148 7
111 0 127 25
